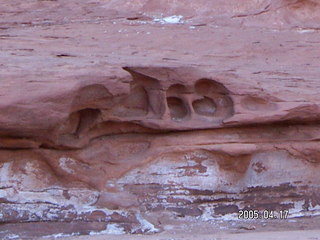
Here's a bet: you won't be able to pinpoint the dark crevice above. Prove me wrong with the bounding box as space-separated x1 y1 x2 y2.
74 108 101 137
1 119 320 151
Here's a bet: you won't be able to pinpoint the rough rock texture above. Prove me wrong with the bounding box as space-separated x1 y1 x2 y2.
1 0 320 239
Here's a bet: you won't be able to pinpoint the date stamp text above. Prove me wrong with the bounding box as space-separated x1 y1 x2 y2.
238 209 289 220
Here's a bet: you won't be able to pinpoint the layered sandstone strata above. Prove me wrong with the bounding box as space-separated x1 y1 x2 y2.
1 0 320 238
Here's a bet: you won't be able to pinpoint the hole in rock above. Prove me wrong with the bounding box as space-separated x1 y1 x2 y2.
73 84 111 110
194 78 234 120
121 85 149 117
195 79 229 95
167 97 188 121
75 108 101 136
192 97 216 116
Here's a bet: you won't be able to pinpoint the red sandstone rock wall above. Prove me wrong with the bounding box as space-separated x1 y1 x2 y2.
1 0 320 238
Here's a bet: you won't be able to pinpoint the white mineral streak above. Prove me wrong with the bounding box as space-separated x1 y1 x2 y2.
42 232 80 239
59 157 76 174
154 15 184 24
117 152 220 191
89 224 125 236
0 162 12 187
136 213 159 233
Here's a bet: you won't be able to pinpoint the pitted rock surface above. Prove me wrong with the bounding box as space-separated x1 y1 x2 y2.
1 0 320 238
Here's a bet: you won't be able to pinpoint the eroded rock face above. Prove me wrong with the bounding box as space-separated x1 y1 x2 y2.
1 0 320 238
